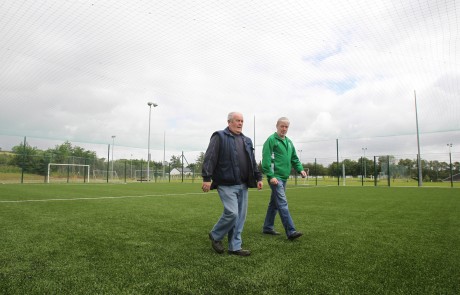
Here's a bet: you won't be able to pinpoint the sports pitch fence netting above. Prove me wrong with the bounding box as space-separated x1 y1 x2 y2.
0 134 458 186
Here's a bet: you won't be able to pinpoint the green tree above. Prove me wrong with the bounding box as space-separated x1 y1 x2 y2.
195 152 205 173
0 152 13 165
362 157 374 178
342 159 359 176
396 158 414 180
169 155 182 169
45 141 96 164
303 162 327 176
11 142 43 174
187 163 197 176
327 161 341 177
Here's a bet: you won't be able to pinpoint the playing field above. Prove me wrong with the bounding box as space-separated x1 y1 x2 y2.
0 183 459 294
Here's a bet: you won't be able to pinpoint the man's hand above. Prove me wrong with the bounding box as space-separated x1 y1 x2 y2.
257 181 263 190
202 181 211 192
300 171 307 178
269 178 279 185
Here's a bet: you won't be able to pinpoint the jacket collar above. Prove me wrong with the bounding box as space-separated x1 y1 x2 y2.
274 132 288 141
224 127 245 137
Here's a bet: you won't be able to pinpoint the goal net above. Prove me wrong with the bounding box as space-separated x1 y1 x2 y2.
92 169 119 181
134 170 162 181
135 170 151 181
47 163 90 183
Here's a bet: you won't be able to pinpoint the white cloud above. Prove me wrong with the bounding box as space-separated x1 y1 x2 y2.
0 0 459 163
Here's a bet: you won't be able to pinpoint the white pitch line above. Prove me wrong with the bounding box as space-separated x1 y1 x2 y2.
0 185 324 204
0 192 213 203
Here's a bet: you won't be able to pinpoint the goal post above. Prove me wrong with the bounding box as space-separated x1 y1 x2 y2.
47 163 90 183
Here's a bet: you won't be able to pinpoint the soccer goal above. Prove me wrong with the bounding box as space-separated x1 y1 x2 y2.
47 163 90 183
92 169 119 181
135 170 150 181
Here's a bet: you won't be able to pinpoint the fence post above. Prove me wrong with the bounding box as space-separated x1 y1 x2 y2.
83 158 87 183
314 158 318 186
44 154 49 183
106 144 110 183
140 160 143 181
374 156 377 187
182 151 184 183
448 145 453 188
336 139 340 186
67 157 70 183
21 136 26 184
387 155 391 187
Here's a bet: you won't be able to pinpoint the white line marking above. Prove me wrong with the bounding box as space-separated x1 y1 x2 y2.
0 192 214 203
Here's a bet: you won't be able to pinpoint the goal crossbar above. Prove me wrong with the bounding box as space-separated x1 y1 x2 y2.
47 163 90 183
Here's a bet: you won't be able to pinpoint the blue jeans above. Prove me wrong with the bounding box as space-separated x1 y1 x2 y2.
210 184 248 251
263 179 296 237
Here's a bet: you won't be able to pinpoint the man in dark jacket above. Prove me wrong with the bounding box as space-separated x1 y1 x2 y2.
202 112 263 256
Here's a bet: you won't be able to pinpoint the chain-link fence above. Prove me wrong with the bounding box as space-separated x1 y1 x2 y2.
297 153 459 187
0 135 203 184
1 134 458 186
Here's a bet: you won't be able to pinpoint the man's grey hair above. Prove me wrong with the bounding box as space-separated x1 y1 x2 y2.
227 112 242 122
277 117 290 125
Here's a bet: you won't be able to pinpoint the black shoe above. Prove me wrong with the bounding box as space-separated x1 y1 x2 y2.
209 232 224 254
228 249 251 256
287 231 303 240
263 230 281 235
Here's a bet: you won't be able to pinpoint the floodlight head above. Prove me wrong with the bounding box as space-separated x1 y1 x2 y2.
147 102 158 107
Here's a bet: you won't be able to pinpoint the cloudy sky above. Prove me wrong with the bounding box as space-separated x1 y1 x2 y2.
0 0 459 163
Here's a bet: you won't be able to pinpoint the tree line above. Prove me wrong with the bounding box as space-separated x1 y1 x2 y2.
1 141 458 182
0 141 203 177
303 156 458 182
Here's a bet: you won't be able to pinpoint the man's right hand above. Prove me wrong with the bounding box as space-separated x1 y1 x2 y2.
202 181 211 192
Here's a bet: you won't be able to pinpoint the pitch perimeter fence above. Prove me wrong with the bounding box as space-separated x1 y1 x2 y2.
0 134 458 187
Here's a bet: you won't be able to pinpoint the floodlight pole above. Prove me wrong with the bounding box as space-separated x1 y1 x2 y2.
147 102 158 182
111 135 116 179
448 143 453 188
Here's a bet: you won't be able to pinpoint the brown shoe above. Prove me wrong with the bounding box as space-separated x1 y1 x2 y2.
209 232 224 254
228 249 251 256
287 231 303 240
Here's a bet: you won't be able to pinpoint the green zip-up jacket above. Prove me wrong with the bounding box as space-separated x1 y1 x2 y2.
261 132 303 181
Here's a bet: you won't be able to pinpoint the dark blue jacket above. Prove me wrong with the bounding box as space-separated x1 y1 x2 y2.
202 127 262 189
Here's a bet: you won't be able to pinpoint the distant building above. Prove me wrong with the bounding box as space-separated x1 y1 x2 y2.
170 168 193 176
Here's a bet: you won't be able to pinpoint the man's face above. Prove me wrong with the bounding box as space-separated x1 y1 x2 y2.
228 114 244 134
276 121 289 138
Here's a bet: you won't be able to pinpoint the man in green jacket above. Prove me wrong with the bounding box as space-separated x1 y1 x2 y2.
261 117 306 240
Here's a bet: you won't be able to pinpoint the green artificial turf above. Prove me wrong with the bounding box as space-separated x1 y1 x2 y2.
0 183 459 294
